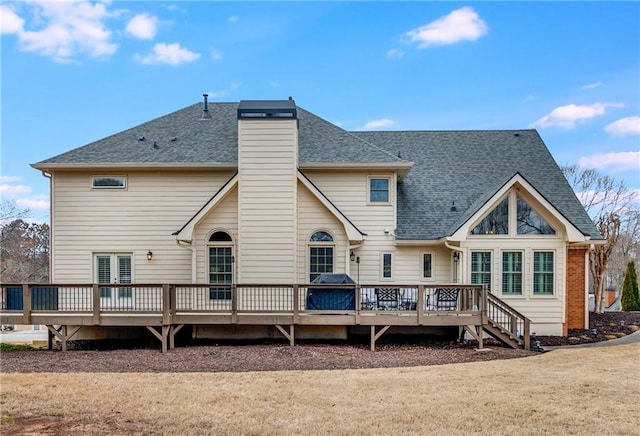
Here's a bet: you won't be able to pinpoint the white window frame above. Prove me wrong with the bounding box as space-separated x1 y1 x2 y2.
206 230 235 300
420 251 435 281
367 176 392 205
94 253 134 309
532 250 555 296
501 250 523 297
380 252 393 281
470 251 492 293
308 230 335 283
91 175 127 189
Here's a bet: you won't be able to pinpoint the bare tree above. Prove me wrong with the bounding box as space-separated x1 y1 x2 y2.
562 165 639 313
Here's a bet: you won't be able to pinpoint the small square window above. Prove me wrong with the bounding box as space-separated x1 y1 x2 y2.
92 176 126 189
369 177 390 203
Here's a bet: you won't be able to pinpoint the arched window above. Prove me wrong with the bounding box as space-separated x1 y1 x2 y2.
207 231 233 300
309 231 334 282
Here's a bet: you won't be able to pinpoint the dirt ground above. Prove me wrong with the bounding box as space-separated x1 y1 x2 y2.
2 312 638 374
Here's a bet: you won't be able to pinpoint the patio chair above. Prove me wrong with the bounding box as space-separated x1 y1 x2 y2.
375 288 400 310
434 288 460 310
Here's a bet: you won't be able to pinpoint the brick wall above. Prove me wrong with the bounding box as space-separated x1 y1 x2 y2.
565 248 587 334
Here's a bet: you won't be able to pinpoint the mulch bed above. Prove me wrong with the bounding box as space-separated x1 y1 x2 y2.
1 312 637 373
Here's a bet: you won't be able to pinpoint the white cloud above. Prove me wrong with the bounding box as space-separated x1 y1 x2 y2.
362 118 396 130
0 184 31 197
578 151 640 173
0 4 25 34
0 176 23 184
228 16 239 23
604 116 640 137
1 1 118 63
386 49 404 58
134 42 200 66
406 7 488 48
0 181 49 212
581 81 602 90
16 194 49 211
125 13 158 40
530 102 625 129
206 82 241 99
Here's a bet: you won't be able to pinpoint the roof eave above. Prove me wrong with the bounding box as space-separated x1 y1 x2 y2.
31 162 239 171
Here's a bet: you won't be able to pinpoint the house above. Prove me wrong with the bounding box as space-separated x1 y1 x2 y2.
11 96 602 348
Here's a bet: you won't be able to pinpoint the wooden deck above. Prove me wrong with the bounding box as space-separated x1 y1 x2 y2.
0 283 530 352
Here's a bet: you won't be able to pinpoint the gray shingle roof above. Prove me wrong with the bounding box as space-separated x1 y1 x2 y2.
35 102 405 166
34 100 599 241
353 130 601 240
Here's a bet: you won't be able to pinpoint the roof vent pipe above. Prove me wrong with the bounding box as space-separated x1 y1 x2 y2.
201 93 211 120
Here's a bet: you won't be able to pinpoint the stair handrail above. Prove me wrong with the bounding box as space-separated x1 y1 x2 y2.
485 292 531 350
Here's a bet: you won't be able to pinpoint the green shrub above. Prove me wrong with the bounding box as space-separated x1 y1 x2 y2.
621 260 640 311
0 343 35 352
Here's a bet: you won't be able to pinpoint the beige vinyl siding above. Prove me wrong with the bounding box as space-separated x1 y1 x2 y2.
237 119 298 283
296 181 348 284
301 170 396 284
51 170 235 285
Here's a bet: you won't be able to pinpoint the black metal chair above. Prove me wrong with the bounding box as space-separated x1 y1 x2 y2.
375 288 400 310
434 288 460 310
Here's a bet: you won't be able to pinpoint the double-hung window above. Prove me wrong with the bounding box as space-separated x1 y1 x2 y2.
471 251 492 291
533 251 554 295
502 252 522 295
309 231 334 282
368 177 390 203
208 231 234 300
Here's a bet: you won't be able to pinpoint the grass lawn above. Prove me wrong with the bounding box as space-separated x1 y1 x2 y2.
1 343 638 435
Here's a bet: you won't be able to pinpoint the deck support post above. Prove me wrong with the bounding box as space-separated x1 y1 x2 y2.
146 326 169 353
463 325 483 349
46 325 81 352
293 285 299 324
275 324 295 346
417 285 425 325
22 284 31 325
370 325 391 352
92 284 101 324
169 324 184 350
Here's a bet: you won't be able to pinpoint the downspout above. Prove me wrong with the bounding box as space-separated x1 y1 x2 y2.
444 240 464 284
40 170 53 282
176 240 196 283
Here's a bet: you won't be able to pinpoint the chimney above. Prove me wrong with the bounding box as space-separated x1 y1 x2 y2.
201 93 211 120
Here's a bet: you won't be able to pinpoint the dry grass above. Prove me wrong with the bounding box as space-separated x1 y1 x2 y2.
2 344 639 435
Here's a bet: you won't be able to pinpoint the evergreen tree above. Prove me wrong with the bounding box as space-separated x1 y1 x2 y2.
620 260 640 311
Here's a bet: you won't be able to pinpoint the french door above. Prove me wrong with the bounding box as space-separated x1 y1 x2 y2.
96 254 133 309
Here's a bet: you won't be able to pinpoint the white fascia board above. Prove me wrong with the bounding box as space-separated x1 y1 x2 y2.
175 174 238 242
450 173 587 242
297 172 365 242
299 162 414 179
31 162 238 171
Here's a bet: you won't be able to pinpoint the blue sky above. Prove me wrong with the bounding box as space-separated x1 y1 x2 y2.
1 1 639 223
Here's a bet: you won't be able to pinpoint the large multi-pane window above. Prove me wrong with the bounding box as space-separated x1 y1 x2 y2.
502 252 523 295
517 195 556 235
533 251 554 295
471 192 556 236
208 231 233 300
471 197 508 235
471 252 492 291
309 231 334 282
95 254 132 308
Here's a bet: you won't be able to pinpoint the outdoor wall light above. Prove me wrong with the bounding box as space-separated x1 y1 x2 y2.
350 251 356 262
147 251 153 261
453 252 460 263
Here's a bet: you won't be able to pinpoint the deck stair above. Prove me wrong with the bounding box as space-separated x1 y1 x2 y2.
483 292 531 350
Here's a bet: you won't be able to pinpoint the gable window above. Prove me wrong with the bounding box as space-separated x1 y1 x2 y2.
502 252 522 295
471 251 492 291
382 253 393 279
517 195 556 235
368 177 390 203
422 253 433 279
95 253 133 309
309 231 334 282
208 231 233 300
471 197 508 235
91 176 126 189
533 251 554 295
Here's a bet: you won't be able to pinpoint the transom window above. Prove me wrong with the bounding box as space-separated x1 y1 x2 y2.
502 252 523 295
533 251 554 295
472 198 508 235
91 176 126 189
368 177 390 203
309 231 334 282
517 195 555 235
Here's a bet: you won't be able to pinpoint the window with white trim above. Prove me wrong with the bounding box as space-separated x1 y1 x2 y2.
471 251 492 291
382 252 393 279
95 253 133 308
533 251 554 295
502 251 522 295
91 176 126 189
368 177 391 203
422 252 433 279
309 231 334 282
208 231 233 300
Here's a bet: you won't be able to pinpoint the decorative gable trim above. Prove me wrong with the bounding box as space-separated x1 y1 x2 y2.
297 170 366 242
173 173 238 242
449 173 589 243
